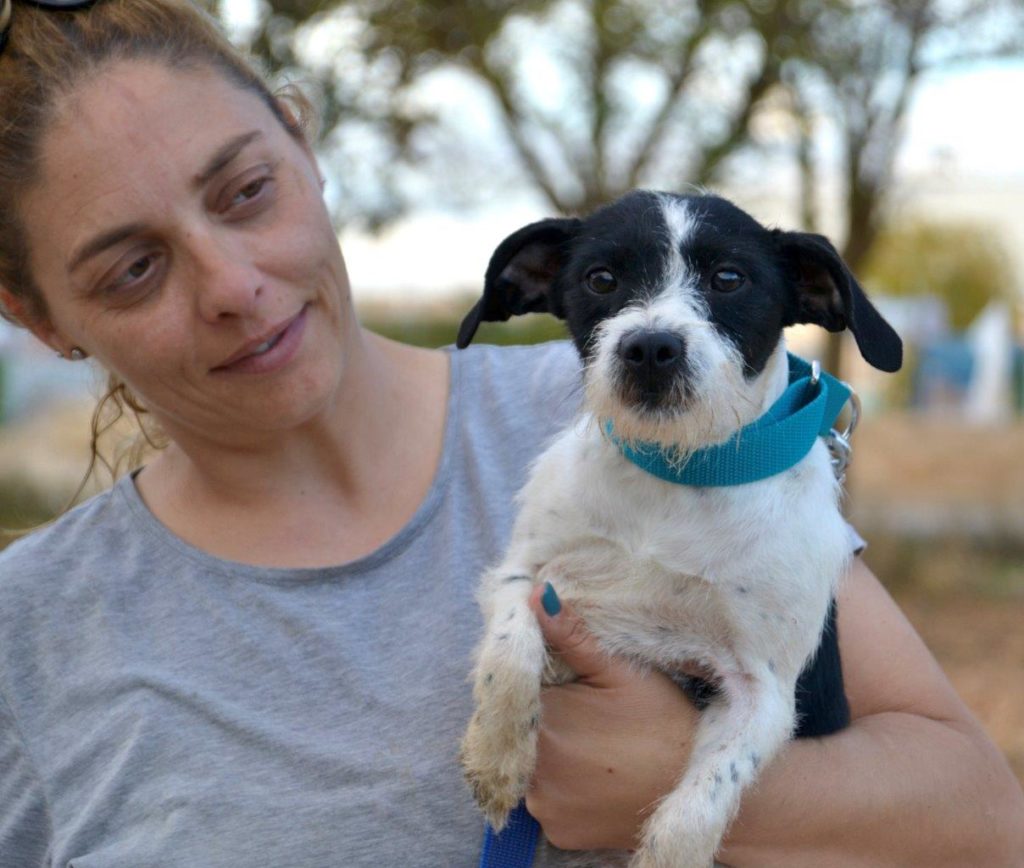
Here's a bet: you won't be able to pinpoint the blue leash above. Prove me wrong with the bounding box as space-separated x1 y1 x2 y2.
478 354 853 866
479 804 540 868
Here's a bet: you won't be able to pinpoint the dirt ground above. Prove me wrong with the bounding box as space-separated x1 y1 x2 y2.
848 414 1024 788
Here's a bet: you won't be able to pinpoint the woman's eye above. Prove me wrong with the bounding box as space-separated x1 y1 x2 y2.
112 255 156 289
711 268 745 293
586 268 618 295
98 251 164 303
231 176 269 207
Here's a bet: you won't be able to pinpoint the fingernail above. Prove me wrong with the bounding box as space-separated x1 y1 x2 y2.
541 582 561 617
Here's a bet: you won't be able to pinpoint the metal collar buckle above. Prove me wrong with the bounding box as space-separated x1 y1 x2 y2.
825 390 861 483
809 359 860 482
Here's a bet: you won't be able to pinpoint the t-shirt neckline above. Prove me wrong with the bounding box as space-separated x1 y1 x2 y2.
115 348 462 586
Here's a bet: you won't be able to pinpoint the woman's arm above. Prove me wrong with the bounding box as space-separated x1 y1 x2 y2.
525 560 1024 865
718 558 1024 866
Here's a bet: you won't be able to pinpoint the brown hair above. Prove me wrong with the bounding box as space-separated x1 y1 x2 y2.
0 0 316 516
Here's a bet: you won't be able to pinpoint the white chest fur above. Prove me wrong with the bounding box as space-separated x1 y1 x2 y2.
509 420 850 679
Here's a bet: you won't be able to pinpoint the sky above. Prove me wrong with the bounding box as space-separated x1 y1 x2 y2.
205 0 1024 301
342 58 1024 302
897 61 1024 182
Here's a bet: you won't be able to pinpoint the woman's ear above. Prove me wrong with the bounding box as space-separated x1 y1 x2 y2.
0 287 62 355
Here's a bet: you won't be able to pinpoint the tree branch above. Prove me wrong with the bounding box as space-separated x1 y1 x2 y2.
624 14 716 190
476 58 578 213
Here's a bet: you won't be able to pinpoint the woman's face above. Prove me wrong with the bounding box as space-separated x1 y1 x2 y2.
18 59 355 442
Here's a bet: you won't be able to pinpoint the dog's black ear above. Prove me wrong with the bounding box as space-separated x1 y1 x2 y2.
456 217 581 349
776 231 903 373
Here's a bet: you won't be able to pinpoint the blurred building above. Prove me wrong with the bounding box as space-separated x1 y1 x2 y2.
902 300 1022 421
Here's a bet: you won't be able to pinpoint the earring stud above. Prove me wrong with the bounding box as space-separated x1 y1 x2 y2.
58 347 86 361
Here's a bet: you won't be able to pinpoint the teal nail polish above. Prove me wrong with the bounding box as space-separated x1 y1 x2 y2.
541 583 561 617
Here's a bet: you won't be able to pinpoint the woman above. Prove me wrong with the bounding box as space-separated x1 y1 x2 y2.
0 1 1020 865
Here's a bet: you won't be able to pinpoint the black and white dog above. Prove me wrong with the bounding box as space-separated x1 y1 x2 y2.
458 191 901 868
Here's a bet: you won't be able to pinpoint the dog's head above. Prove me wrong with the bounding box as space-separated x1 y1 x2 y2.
458 191 902 449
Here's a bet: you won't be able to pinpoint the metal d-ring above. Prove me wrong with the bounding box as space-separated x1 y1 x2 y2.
825 386 861 483
840 388 861 440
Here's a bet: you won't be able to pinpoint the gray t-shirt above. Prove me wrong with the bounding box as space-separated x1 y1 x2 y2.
0 341 582 868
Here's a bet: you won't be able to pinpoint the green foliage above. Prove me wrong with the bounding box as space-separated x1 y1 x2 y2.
861 221 1016 330
363 309 567 348
0 476 56 551
864 532 1024 601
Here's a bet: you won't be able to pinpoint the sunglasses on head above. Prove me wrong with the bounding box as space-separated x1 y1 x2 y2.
0 0 97 55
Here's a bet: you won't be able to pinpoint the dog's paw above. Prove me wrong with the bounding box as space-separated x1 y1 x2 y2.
460 696 540 830
461 760 526 831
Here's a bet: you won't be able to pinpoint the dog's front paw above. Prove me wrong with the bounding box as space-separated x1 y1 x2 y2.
461 756 525 830
460 690 541 830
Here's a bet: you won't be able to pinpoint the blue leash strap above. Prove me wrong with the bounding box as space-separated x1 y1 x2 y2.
611 354 852 487
479 803 541 868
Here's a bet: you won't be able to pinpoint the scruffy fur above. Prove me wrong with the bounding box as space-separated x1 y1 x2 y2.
458 191 902 867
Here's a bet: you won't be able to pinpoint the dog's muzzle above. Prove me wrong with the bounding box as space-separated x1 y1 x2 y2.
616 329 687 409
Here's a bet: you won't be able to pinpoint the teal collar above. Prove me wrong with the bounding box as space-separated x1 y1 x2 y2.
607 354 852 487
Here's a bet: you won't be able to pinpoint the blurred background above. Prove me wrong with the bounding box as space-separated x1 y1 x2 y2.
1 0 1022 783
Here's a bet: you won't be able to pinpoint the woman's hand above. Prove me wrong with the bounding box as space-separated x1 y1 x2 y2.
523 564 1024 865
524 584 698 851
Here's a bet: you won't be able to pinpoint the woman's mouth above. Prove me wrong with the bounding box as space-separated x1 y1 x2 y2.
251 333 283 355
211 305 309 375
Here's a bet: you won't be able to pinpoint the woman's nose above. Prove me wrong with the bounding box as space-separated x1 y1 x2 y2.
187 228 265 321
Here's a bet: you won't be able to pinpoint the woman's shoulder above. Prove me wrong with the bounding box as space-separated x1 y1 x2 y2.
0 481 130 596
443 340 584 483
451 338 582 422
453 336 579 370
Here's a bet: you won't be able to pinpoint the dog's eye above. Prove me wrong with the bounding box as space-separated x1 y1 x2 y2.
711 268 745 293
585 268 618 295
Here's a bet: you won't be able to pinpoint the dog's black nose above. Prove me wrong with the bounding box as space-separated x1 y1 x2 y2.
617 330 686 407
619 330 685 371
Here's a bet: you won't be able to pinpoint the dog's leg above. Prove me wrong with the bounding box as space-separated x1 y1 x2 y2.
461 565 548 830
631 667 795 868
